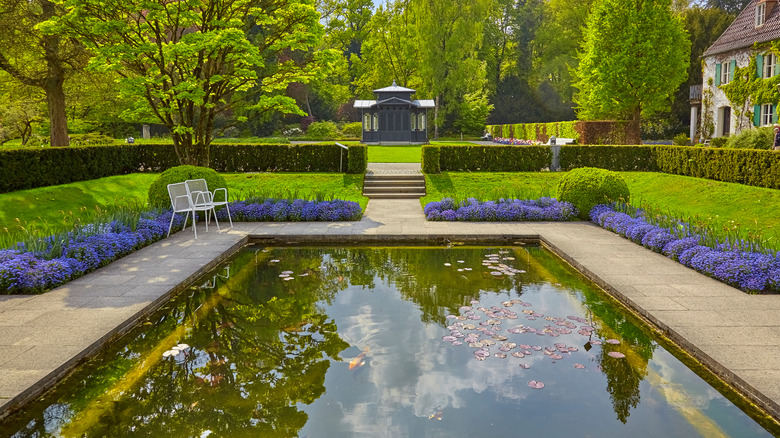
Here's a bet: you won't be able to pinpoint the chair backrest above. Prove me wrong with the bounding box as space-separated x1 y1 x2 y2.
167 182 192 212
185 179 209 194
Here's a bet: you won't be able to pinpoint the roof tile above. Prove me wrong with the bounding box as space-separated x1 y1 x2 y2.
705 0 780 56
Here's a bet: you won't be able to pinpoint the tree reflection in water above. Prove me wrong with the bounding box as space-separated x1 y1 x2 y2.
4 246 665 437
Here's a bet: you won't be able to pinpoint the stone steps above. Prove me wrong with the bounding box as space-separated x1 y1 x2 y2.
363 174 426 199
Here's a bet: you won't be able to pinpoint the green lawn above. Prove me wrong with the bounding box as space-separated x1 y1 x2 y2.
0 173 367 238
368 146 422 163
423 171 780 246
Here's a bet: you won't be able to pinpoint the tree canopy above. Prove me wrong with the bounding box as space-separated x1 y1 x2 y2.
47 0 332 165
574 0 691 127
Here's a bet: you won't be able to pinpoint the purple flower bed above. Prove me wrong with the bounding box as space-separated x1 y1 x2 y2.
1 199 362 295
492 137 542 145
589 204 780 294
424 198 578 222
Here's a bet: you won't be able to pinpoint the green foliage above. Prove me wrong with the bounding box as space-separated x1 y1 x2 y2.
147 166 227 208
421 146 441 173
725 127 773 150
306 121 340 140
0 143 365 193
574 0 690 123
69 133 115 146
0 145 137 193
347 144 368 174
556 167 630 219
341 122 363 138
559 146 659 172
673 133 690 146
51 0 331 166
437 145 551 171
709 137 729 148
653 145 780 188
486 122 580 142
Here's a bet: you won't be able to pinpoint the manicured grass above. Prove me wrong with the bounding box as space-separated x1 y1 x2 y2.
368 146 422 163
423 171 780 247
0 173 367 240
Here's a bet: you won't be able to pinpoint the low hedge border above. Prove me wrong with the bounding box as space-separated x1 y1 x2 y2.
421 144 780 189
0 143 368 193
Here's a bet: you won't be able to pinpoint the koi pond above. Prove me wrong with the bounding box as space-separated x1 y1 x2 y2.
2 245 777 437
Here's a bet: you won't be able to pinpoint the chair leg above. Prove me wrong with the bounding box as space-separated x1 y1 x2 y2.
212 207 221 231
167 211 176 237
189 210 197 239
225 204 233 227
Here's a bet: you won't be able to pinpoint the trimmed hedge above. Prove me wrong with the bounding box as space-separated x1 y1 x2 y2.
486 120 641 145
0 143 368 193
422 145 441 174
559 145 659 172
421 144 780 189
436 145 551 172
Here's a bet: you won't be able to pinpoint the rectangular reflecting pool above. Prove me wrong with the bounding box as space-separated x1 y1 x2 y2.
2 245 778 437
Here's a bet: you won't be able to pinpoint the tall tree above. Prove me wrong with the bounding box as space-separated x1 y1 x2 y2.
574 0 691 130
0 0 86 146
412 0 491 138
50 0 331 166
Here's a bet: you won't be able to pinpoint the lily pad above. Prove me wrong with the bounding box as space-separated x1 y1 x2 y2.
608 351 626 359
528 380 544 389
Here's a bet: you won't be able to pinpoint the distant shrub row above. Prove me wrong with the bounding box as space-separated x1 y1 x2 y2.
0 143 367 193
485 120 641 145
422 144 780 189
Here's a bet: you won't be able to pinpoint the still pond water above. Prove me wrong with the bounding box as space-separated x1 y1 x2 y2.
2 245 777 437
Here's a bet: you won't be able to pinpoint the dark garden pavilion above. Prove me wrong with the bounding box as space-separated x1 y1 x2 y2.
354 82 434 144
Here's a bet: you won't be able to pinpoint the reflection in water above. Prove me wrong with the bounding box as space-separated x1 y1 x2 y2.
2 246 776 438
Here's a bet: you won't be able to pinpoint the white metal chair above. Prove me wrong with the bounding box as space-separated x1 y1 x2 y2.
166 182 220 239
185 179 233 227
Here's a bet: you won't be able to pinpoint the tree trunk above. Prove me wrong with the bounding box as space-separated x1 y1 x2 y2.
42 0 69 147
45 76 69 147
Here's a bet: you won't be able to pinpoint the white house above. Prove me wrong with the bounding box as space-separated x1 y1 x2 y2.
695 0 780 140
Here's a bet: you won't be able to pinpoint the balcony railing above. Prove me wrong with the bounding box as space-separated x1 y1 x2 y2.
690 84 702 102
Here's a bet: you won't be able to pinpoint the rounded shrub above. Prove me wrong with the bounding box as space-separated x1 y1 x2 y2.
724 126 773 150
147 165 228 208
556 167 629 219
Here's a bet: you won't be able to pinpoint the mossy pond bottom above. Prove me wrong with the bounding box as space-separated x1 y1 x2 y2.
3 245 777 437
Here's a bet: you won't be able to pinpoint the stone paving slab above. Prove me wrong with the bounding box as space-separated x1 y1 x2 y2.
0 197 779 428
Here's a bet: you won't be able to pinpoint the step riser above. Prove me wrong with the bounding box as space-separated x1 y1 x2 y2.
366 194 425 199
364 175 424 181
363 181 424 187
363 173 426 198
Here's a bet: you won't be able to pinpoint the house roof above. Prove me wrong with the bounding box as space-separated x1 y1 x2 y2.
352 98 435 109
373 81 416 93
704 0 780 57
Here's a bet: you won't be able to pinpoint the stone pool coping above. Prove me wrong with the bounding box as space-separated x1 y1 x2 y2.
0 199 778 428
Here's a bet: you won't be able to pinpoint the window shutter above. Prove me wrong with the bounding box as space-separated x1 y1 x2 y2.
715 63 722 86
774 105 779 123
757 54 764 78
754 105 761 126
730 60 737 81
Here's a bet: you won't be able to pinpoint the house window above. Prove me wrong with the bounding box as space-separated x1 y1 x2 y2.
372 113 378 131
363 113 371 131
756 3 766 27
721 62 731 84
762 103 774 126
411 113 417 130
765 53 775 78
418 113 426 131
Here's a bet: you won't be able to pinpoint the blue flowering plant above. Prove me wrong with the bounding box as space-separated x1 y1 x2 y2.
424 197 579 222
1 198 362 295
589 204 780 294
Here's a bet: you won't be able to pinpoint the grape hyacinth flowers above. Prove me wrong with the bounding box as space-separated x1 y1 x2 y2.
424 197 578 222
1 199 362 295
589 204 780 294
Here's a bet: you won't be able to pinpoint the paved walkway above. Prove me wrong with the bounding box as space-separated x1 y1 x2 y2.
0 176 779 426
